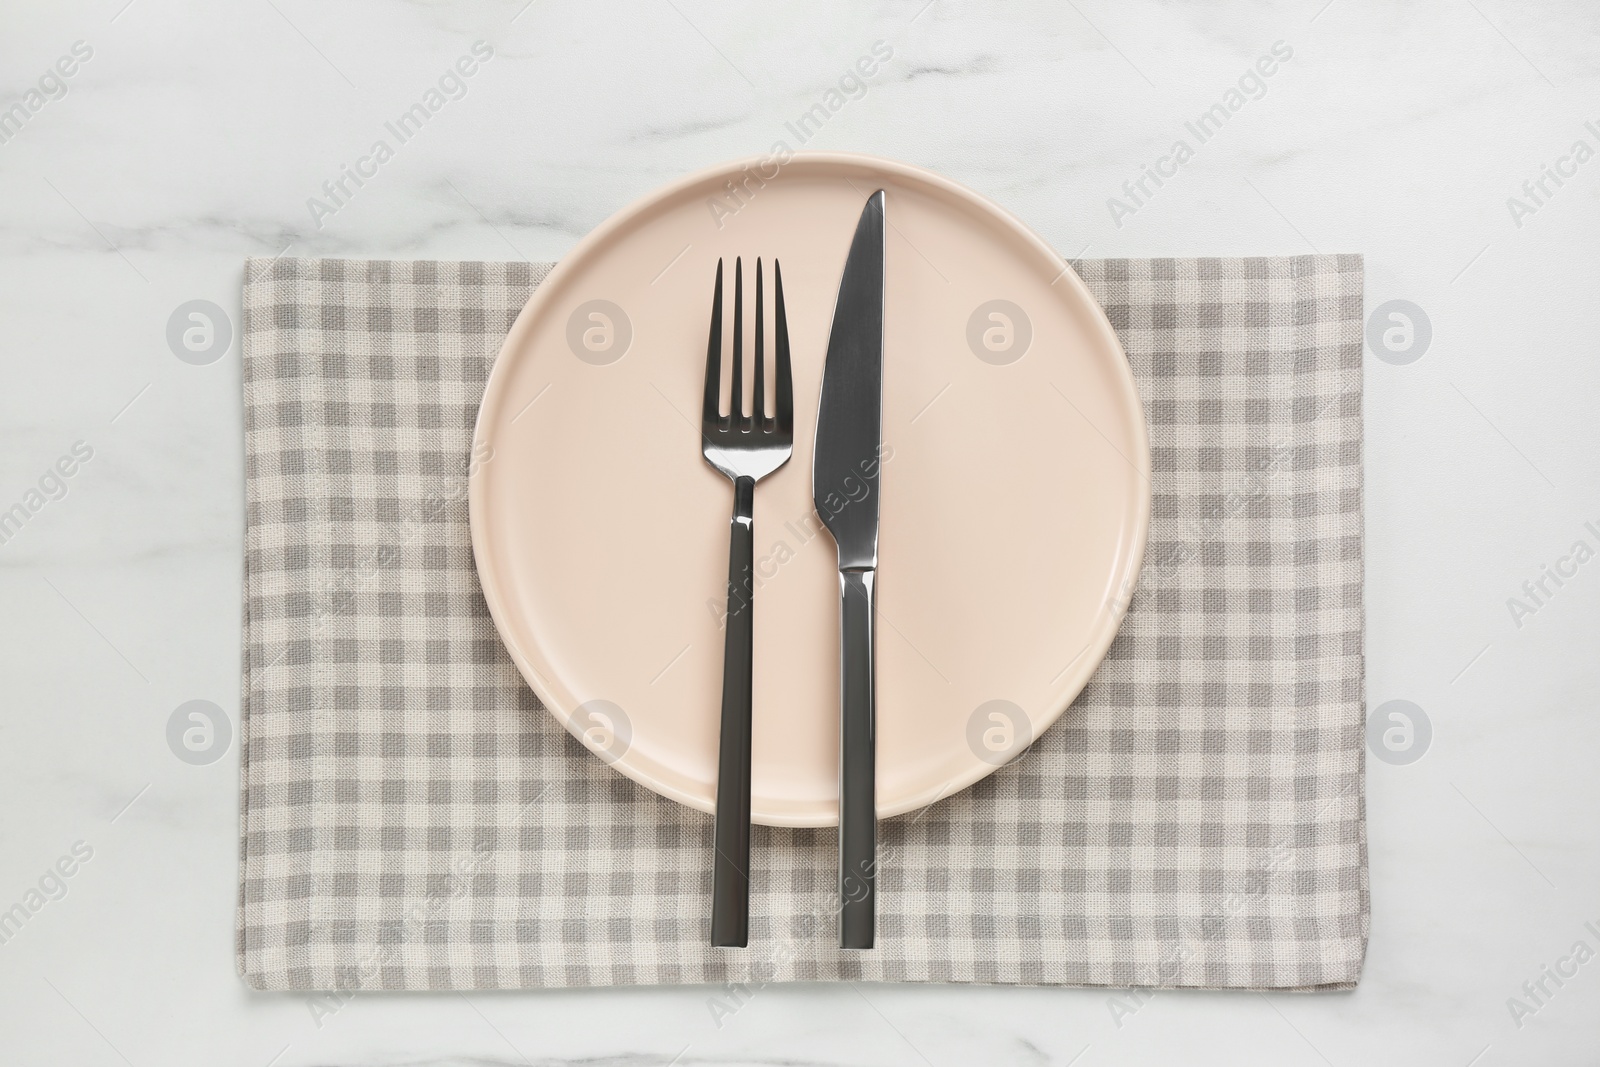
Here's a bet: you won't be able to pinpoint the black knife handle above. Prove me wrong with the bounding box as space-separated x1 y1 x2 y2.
838 567 877 949
712 475 756 948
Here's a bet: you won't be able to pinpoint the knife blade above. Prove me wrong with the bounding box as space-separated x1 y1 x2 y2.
812 189 885 950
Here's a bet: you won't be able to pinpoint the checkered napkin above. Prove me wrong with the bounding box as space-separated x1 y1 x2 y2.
238 254 1367 991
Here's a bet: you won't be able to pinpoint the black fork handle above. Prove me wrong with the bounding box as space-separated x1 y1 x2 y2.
712 474 756 947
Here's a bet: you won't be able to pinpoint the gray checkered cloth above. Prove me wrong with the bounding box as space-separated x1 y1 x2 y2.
238 254 1367 991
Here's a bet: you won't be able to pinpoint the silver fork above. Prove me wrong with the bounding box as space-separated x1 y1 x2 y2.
702 256 794 947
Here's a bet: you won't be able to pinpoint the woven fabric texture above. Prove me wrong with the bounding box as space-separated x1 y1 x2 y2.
238 254 1367 991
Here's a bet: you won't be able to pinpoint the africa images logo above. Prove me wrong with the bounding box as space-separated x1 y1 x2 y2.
305 42 495 229
0 441 94 548
1106 41 1294 228
0 40 93 148
0 841 94 949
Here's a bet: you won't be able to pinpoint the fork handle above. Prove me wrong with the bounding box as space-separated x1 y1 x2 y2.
711 474 756 947
838 566 876 949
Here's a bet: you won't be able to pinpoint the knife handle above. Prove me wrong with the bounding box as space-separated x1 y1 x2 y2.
838 567 876 949
712 475 756 948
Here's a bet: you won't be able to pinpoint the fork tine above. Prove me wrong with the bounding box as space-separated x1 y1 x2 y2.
754 259 766 424
773 259 793 431
730 257 744 422
703 259 723 426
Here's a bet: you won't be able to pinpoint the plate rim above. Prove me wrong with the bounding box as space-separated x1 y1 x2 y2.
469 150 1151 826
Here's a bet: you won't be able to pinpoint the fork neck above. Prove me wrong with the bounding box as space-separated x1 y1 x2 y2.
731 475 755 525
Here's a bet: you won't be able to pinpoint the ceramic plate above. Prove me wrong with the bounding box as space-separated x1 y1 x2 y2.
470 152 1149 827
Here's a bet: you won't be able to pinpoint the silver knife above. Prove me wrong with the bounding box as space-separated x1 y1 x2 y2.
812 189 885 950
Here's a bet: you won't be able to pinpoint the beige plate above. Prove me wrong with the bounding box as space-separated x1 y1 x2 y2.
470 153 1149 827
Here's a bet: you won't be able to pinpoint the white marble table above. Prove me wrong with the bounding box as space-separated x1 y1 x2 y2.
2 0 1598 1063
